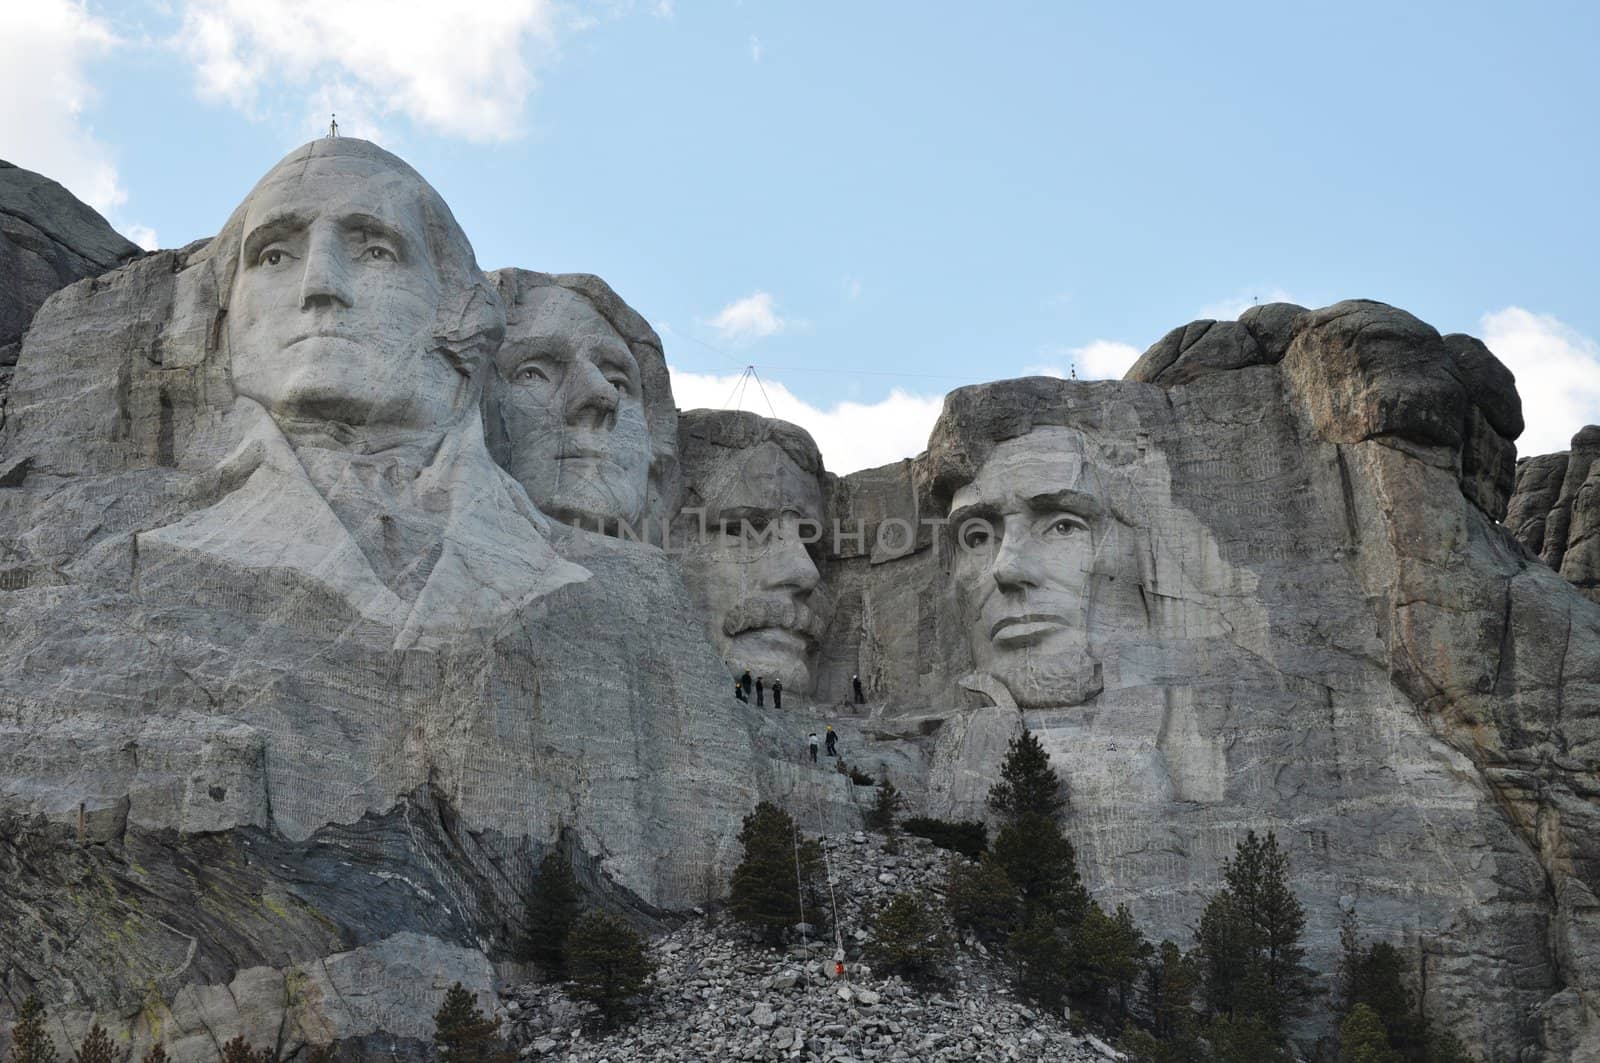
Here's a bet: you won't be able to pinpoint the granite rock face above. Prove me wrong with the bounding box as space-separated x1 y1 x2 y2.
1 141 1597 1062
1509 426 1600 603
818 304 1598 1060
0 160 141 368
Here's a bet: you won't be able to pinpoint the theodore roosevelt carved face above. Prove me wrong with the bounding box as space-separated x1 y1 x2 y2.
674 411 833 693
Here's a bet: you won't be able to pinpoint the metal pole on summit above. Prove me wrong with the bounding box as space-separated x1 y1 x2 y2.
328 113 340 138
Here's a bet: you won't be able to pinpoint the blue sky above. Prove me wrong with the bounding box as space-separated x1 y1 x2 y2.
5 1 1598 470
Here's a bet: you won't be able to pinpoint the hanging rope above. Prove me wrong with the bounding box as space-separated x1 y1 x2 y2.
791 817 809 954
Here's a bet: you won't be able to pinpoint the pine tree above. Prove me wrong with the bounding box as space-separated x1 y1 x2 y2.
73 1025 116 1063
945 854 1020 946
140 1047 169 1063
565 911 655 1026
729 801 823 946
431 982 509 1062
864 774 906 833
219 1037 274 1063
1340 1004 1402 1063
1148 940 1199 1041
1342 939 1423 1059
1070 902 1149 1028
1424 1030 1470 1063
1204 1013 1290 1062
1007 909 1071 1010
864 890 953 987
1196 831 1312 1036
11 996 58 1063
522 851 582 979
987 729 1065 820
990 812 1087 922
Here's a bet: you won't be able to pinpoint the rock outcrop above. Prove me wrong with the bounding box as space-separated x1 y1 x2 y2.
1509 426 1600 602
1 142 1597 1062
0 160 142 369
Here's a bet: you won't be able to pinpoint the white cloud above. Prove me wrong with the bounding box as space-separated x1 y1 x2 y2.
708 291 787 342
749 34 762 62
1030 339 1143 382
124 224 160 251
670 367 944 473
653 0 674 17
1196 287 1299 322
173 0 559 143
0 0 125 213
1480 307 1600 456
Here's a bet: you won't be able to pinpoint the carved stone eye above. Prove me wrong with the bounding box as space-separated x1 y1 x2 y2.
366 247 394 261
262 250 283 267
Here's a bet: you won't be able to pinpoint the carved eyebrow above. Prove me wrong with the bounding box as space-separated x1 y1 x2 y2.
1025 489 1102 519
947 500 1000 527
591 344 640 381
241 209 310 264
337 212 411 256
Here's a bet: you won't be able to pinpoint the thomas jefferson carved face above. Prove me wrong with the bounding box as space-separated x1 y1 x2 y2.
494 286 652 530
676 417 832 692
227 150 466 434
950 426 1106 707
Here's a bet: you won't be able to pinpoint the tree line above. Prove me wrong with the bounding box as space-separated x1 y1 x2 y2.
728 728 1475 1063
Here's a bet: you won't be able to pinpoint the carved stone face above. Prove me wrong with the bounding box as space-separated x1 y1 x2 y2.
950 426 1105 707
227 152 462 433
678 438 829 692
494 286 652 529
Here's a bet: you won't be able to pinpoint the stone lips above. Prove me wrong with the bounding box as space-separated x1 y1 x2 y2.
0 146 1598 1060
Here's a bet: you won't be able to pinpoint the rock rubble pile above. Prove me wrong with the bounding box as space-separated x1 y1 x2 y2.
500 831 1115 1062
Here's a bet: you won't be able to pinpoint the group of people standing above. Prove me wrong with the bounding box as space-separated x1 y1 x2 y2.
733 670 783 709
729 667 853 765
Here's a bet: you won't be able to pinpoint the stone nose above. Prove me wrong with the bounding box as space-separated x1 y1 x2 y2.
763 519 821 596
564 356 619 431
299 222 354 311
989 517 1042 591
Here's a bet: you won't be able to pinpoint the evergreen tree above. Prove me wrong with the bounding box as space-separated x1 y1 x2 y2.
1007 909 1071 1010
864 890 953 987
218 1038 274 1063
1071 902 1149 1028
1338 909 1425 1060
1120 941 1204 1063
1196 831 1313 1035
72 1026 115 1063
1424 1030 1470 1063
987 729 1065 820
565 911 656 1026
945 854 1020 946
431 982 509 1063
522 851 582 979
11 996 58 1063
1340 1005 1402 1063
864 773 906 833
1204 1013 1290 1063
729 802 823 946
990 812 1087 922
140 1048 168 1063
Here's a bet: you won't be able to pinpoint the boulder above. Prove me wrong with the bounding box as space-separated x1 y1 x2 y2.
0 159 142 365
